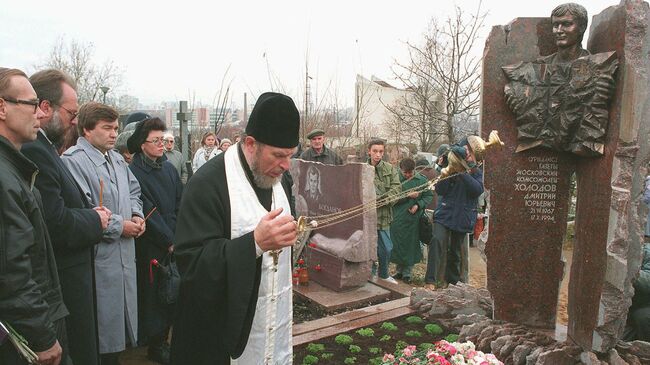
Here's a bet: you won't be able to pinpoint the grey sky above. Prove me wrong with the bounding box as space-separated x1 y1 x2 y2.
1 0 617 108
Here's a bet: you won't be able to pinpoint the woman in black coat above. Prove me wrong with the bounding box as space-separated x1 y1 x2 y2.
127 118 183 364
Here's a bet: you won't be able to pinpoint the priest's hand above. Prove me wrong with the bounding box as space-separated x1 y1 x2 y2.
254 208 297 251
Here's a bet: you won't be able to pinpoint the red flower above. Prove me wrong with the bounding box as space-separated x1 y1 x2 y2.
308 242 317 248
297 258 305 265
314 264 322 271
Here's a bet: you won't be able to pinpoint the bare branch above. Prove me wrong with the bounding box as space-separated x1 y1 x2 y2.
386 4 485 148
38 37 124 106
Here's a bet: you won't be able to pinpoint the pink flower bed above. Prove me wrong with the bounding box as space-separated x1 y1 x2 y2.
382 340 503 365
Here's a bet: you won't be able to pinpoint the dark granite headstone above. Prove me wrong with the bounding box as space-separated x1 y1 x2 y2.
291 160 377 291
482 0 650 352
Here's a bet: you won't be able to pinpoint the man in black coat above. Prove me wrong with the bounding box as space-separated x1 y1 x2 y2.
21 69 109 365
0 67 68 365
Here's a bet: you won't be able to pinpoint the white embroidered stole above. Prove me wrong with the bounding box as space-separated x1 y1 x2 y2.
225 144 293 364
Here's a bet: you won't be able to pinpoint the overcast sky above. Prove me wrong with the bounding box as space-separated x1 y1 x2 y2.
1 0 617 108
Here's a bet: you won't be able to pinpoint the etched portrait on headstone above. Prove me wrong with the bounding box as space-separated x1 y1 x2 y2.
502 3 618 156
292 160 378 290
303 165 323 214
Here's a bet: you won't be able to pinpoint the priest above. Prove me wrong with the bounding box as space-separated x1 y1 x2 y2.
170 92 299 365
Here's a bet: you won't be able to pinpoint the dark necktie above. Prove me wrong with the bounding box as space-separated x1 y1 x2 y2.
104 154 116 183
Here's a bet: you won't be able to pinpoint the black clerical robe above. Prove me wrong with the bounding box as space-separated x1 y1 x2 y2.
171 146 282 365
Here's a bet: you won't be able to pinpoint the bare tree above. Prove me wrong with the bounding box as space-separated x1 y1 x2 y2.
39 37 123 104
388 2 486 150
298 69 362 153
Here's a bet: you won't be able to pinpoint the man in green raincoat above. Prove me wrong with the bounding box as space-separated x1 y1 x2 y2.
390 157 433 283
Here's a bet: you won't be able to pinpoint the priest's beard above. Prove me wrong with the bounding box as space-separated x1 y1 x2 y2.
251 149 281 189
42 111 65 148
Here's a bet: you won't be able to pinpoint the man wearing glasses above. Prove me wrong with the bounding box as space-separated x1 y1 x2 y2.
22 69 109 365
162 132 188 184
0 67 67 365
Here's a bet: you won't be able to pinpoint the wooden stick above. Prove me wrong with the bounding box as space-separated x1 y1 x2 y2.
99 179 104 207
144 207 157 221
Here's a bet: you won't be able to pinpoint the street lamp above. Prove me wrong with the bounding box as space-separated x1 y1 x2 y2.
100 86 110 104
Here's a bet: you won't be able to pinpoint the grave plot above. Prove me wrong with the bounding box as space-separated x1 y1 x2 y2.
294 311 454 365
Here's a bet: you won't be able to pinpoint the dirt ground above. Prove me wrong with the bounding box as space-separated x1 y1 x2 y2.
121 245 573 364
405 245 573 326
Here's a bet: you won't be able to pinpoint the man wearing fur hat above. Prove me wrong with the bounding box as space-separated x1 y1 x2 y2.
171 92 299 365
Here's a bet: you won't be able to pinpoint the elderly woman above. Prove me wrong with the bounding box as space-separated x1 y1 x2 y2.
192 132 220 173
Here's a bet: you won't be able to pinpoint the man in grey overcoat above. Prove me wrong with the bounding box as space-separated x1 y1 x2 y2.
61 102 144 365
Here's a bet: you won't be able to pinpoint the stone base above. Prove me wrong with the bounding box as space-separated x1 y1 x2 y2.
410 283 493 318
304 246 372 291
408 283 650 364
430 314 650 364
293 280 392 312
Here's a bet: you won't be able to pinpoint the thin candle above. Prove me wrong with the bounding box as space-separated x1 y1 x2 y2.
144 207 157 221
99 179 104 207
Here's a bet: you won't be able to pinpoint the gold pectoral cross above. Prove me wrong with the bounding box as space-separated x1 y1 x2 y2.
270 249 281 272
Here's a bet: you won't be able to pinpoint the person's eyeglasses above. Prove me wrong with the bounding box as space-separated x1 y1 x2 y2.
1 96 40 113
163 139 174 144
57 104 78 120
145 138 165 145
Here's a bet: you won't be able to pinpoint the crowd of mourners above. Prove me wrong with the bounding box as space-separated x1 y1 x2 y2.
0 67 247 365
0 66 648 365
